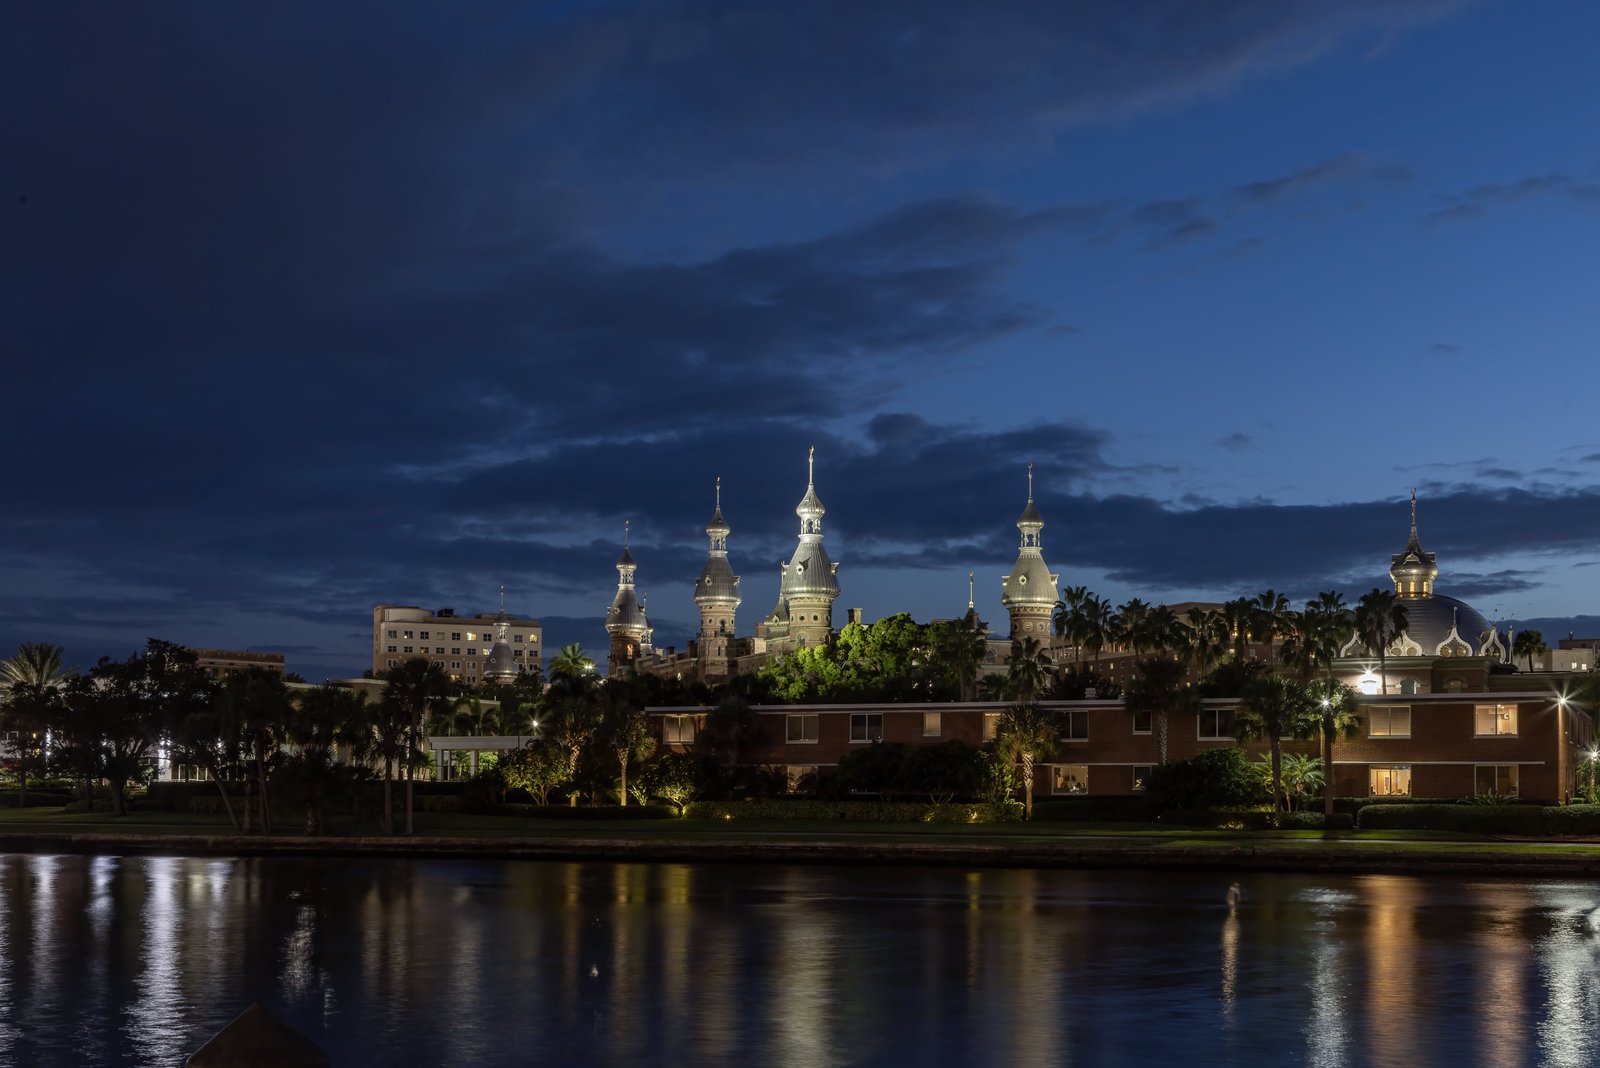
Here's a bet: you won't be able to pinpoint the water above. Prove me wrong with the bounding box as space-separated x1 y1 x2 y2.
0 853 1597 1067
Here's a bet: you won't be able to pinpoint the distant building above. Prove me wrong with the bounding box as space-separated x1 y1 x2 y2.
189 649 285 679
372 602 542 684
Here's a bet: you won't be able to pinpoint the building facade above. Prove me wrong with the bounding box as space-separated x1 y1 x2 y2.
372 603 542 683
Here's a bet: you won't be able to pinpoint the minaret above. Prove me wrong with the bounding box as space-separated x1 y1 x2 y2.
694 477 742 677
605 521 653 674
482 585 520 684
1389 489 1438 599
776 447 840 648
1000 464 1060 640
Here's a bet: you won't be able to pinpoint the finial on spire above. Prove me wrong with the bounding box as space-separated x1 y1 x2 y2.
968 570 975 610
715 475 721 511
1410 487 1417 529
808 446 815 487
1027 463 1034 502
499 584 505 612
624 519 630 547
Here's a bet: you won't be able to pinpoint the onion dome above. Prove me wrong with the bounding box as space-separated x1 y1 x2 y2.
1389 489 1438 598
605 521 651 636
779 447 840 601
695 477 741 606
1001 464 1059 610
482 586 519 682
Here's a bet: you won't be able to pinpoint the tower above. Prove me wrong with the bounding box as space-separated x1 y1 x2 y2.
694 477 742 677
605 521 653 674
481 585 520 684
1000 464 1060 641
776 447 840 648
1389 489 1438 599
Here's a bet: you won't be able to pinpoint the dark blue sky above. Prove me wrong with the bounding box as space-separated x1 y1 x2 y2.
6 1 1600 680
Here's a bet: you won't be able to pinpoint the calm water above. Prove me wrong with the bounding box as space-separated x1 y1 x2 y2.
0 853 1597 1067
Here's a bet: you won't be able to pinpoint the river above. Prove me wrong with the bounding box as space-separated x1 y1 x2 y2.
0 853 1596 1066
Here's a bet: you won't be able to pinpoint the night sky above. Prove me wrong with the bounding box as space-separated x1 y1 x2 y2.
7 2 1600 681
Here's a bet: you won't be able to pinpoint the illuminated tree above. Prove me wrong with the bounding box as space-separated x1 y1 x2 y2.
994 703 1058 819
1235 674 1317 813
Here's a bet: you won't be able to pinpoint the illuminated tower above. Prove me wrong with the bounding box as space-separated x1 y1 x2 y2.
1000 464 1060 641
1389 489 1438 599
694 477 741 677
481 585 520 684
605 521 653 674
776 447 840 648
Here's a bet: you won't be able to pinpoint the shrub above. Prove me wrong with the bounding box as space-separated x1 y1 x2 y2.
829 742 908 797
1356 803 1547 835
1145 748 1269 811
1029 796 1161 823
1542 804 1600 836
684 799 1019 823
489 803 677 820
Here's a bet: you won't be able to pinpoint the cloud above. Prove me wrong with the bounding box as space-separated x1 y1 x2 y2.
1216 433 1254 452
1232 153 1376 202
1426 171 1600 223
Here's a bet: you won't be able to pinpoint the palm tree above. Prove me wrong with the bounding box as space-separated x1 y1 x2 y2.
994 703 1059 819
1220 598 1256 662
382 657 451 834
1252 590 1292 647
1307 678 1362 819
1 681 61 809
1180 606 1228 680
548 643 595 685
0 643 72 688
1115 598 1152 654
1006 637 1051 703
933 620 988 702
282 685 367 835
1304 590 1355 681
1513 628 1549 673
221 666 292 834
1054 585 1089 668
604 700 656 806
705 693 759 768
1355 588 1410 696
1080 596 1117 668
1236 673 1316 812
1124 655 1190 765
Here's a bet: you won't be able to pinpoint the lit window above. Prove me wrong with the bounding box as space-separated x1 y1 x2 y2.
849 714 883 743
983 713 1000 741
1475 765 1519 795
466 633 477 642
1060 710 1088 741
1474 704 1518 737
403 631 413 640
1368 705 1412 738
662 715 696 745
1051 765 1088 795
786 715 819 744
1132 765 1152 792
1370 765 1411 796
786 766 816 794
1198 709 1235 740
923 712 941 737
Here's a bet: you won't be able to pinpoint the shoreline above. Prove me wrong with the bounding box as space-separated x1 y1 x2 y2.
4 830 1600 878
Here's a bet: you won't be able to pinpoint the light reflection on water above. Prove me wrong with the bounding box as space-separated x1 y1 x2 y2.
0 854 1596 1066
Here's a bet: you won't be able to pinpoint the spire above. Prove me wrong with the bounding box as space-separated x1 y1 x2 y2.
1389 488 1436 599
795 446 826 533
1017 463 1043 538
968 570 975 611
498 584 506 616
1002 465 1059 637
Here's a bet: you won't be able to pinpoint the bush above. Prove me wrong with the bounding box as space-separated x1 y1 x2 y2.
0 790 74 808
1331 796 1461 816
1030 796 1161 822
1356 803 1548 835
1145 748 1269 811
1542 804 1600 836
1160 808 1355 830
489 803 678 820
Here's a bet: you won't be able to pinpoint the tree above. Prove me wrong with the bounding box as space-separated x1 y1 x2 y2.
1355 588 1410 696
382 657 451 834
1079 595 1118 668
993 703 1058 819
501 739 572 805
931 619 988 702
1 680 61 809
1124 656 1196 765
1005 637 1050 703
279 685 368 835
1307 678 1362 818
1236 674 1316 813
1179 607 1228 680
1251 590 1292 647
1054 585 1090 669
0 642 72 688
704 694 759 768
1270 753 1324 813
1513 628 1549 673
603 701 656 806
221 667 292 833
548 644 595 688
641 751 705 815
545 689 603 806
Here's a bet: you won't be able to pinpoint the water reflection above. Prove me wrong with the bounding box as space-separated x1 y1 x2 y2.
0 855 1596 1066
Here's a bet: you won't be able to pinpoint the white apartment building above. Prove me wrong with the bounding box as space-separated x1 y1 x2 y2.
372 604 542 683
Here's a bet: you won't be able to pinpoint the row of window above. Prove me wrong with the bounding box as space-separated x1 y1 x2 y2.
385 629 536 643
1368 764 1520 796
386 645 527 658
663 704 1528 748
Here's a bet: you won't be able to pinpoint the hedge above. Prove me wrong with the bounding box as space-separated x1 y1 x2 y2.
488 803 679 820
685 799 1020 823
1030 797 1162 822
1161 808 1354 830
1356 803 1549 835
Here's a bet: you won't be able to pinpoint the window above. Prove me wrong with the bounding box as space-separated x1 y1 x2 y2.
786 715 819 744
386 659 397 668
450 661 461 669
1198 709 1234 740
1132 766 1153 792
662 715 696 745
514 634 523 643
983 713 1000 741
1131 708 1151 734
1051 765 1088 795
923 712 941 737
466 632 477 642
1060 710 1088 741
386 645 397 653
386 629 397 639
1475 704 1518 737
451 647 461 655
1368 705 1412 738
435 647 445 655
402 630 413 640
420 631 430 639
514 650 523 659
786 766 816 794
1444 677 1466 693
850 714 883 743
1475 765 1519 796
1370 765 1411 796
403 646 413 654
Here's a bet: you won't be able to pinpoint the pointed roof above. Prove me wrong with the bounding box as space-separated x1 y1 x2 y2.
1018 463 1043 527
707 475 729 535
796 446 825 521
